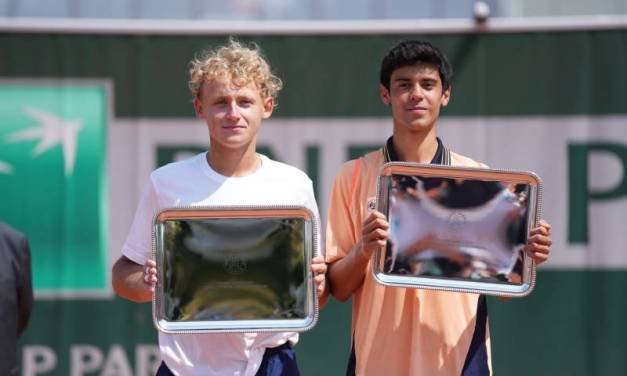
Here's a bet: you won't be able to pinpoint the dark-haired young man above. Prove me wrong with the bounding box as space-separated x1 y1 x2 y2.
325 40 552 375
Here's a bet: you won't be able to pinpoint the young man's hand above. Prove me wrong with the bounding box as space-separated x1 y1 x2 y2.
326 211 390 302
359 211 390 260
311 256 327 297
112 256 156 303
524 219 552 265
143 259 158 292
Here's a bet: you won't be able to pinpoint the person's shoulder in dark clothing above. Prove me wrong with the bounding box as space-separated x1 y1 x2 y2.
0 221 28 245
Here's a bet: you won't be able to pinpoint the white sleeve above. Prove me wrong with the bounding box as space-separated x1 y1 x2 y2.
121 177 160 265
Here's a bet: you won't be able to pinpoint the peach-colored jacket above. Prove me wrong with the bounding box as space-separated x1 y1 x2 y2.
326 149 491 376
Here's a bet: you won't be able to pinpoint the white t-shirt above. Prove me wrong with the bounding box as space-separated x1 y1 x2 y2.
122 152 321 376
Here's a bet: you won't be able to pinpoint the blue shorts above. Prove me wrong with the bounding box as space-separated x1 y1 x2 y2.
156 342 300 376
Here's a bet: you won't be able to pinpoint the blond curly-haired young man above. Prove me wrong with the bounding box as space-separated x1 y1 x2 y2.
113 40 327 376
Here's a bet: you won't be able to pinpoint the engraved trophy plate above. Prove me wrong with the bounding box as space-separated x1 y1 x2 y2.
152 206 319 333
373 163 542 297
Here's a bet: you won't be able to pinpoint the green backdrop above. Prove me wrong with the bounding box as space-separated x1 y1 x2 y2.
1 29 626 375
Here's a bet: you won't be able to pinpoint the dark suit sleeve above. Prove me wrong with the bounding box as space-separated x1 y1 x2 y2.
16 235 33 337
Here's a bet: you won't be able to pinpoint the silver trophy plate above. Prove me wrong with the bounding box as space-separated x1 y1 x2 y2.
152 206 319 333
373 163 542 297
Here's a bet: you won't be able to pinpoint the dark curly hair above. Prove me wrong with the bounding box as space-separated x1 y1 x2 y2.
379 40 453 91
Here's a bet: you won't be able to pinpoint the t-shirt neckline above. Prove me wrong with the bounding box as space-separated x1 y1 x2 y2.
198 152 268 182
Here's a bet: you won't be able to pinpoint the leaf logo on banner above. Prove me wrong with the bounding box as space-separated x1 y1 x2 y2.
0 83 108 296
5 107 84 177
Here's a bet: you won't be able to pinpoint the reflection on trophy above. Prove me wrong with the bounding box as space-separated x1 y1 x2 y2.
374 163 541 297
153 207 319 333
387 176 527 282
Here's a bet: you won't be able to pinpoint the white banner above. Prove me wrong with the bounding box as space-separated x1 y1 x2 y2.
109 116 627 270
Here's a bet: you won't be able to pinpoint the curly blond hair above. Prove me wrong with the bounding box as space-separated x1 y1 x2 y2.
188 39 283 102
